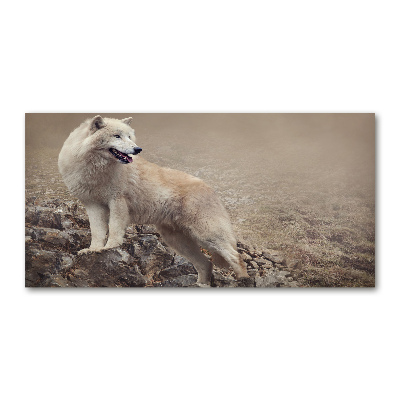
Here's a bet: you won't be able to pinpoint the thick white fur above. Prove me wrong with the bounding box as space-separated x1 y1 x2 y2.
58 116 249 285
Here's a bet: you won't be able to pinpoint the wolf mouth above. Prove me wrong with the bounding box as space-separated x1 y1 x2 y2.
109 148 133 164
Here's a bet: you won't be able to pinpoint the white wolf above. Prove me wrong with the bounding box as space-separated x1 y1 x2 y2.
58 115 250 286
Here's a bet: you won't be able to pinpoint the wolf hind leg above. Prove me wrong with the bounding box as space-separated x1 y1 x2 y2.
158 226 213 286
206 241 250 279
187 217 250 280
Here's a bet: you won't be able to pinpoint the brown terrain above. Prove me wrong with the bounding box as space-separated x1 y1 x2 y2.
25 113 375 287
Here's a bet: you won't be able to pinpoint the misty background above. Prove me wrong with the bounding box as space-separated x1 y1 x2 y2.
25 113 375 286
25 113 375 185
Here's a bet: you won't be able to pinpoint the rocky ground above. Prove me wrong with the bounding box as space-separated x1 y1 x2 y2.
25 197 300 288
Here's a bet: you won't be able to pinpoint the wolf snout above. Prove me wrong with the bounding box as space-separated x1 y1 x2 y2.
133 147 142 155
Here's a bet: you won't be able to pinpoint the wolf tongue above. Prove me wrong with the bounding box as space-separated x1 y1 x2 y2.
117 150 132 163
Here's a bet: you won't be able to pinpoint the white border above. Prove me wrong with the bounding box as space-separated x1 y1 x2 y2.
2 1 398 399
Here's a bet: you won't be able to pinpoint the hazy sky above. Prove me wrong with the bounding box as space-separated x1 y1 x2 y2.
25 113 375 194
25 113 375 154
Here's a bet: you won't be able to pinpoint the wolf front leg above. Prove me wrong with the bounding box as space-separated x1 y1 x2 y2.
79 203 109 253
104 197 130 249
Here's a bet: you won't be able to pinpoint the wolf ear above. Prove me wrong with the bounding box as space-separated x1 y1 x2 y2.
121 117 133 126
90 115 106 133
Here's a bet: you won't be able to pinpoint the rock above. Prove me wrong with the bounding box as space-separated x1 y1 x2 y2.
157 274 198 287
158 263 197 280
66 229 91 253
137 224 158 235
61 218 74 230
247 268 259 278
278 270 292 278
25 247 67 286
61 254 74 270
25 227 34 237
25 202 90 230
26 196 37 206
172 255 195 268
25 199 300 288
30 227 70 247
134 235 174 276
287 259 302 269
73 249 146 287
237 242 250 252
212 270 237 287
255 275 281 288
249 260 259 269
262 249 287 265
29 226 91 253
253 257 266 266
34 198 64 208
262 260 274 269
237 277 255 287
253 268 296 288
25 206 63 230
42 275 72 288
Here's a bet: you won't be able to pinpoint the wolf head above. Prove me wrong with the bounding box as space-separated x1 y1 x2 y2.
88 115 142 164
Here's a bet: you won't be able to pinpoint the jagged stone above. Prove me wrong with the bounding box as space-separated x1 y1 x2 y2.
28 226 91 253
157 274 198 287
30 227 71 247
287 259 302 269
249 260 259 269
278 270 292 278
262 249 287 265
72 249 146 287
237 277 256 287
237 242 250 252
134 235 174 276
212 271 237 287
25 247 69 286
253 257 267 266
158 263 197 280
42 275 72 288
255 275 281 288
25 199 299 288
25 206 63 230
247 268 259 278
137 225 158 235
262 260 274 269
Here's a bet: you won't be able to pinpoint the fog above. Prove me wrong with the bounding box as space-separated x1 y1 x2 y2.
25 113 375 183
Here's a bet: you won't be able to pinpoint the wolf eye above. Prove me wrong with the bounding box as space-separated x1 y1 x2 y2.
114 135 121 138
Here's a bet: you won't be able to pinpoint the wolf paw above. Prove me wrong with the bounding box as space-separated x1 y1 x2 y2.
78 247 105 255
